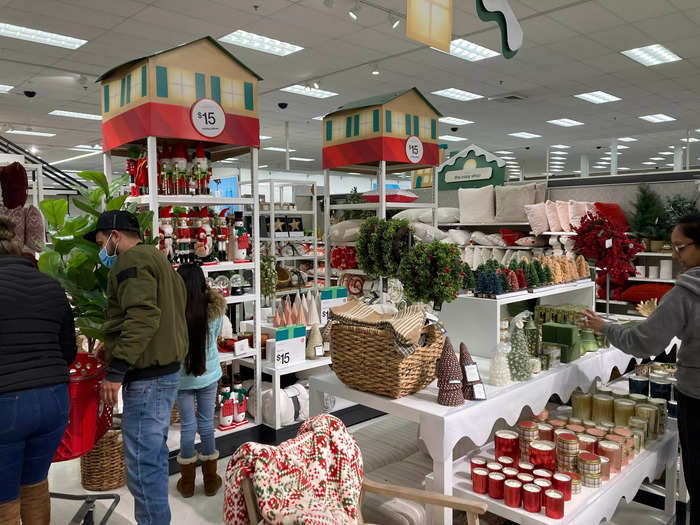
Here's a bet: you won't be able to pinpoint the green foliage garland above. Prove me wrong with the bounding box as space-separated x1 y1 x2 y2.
398 241 463 308
382 218 413 278
666 194 699 227
356 216 380 276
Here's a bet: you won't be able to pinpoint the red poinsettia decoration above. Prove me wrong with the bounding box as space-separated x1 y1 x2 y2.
573 212 644 281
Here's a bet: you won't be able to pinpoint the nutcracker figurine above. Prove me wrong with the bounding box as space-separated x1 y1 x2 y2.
232 375 248 423
175 211 192 264
135 153 149 196
192 143 207 195
232 211 250 262
158 206 175 262
158 145 171 195
172 143 187 195
126 153 138 197
216 208 230 261
194 207 213 260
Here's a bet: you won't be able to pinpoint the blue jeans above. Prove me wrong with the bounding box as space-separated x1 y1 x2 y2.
121 372 178 525
0 383 69 503
177 381 218 459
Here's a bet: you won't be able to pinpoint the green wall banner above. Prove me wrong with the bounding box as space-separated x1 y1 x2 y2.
438 144 506 190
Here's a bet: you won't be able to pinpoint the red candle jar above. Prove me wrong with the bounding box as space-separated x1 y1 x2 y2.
533 468 553 480
566 423 585 434
504 479 522 508
549 418 567 429
498 456 515 469
552 472 572 501
522 483 541 513
517 473 534 485
495 430 520 463
598 441 622 473
472 467 488 494
545 489 565 519
502 467 519 480
578 434 597 453
599 456 611 481
487 461 503 474
534 478 552 507
537 423 554 441
529 440 556 471
518 460 534 474
488 472 506 499
470 456 487 479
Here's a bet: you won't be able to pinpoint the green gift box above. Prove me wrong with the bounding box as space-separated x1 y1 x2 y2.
560 341 582 363
275 324 306 341
321 286 349 300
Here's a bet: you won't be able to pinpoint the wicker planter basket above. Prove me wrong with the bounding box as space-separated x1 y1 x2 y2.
80 430 126 491
330 323 443 398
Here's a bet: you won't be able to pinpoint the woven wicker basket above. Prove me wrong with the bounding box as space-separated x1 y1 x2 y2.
80 430 126 491
330 323 443 398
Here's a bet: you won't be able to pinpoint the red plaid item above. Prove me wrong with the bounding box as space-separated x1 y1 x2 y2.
224 414 364 525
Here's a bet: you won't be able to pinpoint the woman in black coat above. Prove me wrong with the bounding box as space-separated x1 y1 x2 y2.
0 215 77 524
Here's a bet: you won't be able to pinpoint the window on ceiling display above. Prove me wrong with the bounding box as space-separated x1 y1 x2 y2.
391 111 404 136
130 67 141 101
359 110 372 136
221 78 244 112
420 116 431 139
109 80 120 111
169 68 195 104
408 0 451 48
333 118 344 140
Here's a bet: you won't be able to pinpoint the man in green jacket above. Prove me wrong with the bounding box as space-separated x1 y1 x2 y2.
86 211 187 525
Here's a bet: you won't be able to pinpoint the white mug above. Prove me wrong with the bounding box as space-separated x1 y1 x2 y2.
648 266 660 279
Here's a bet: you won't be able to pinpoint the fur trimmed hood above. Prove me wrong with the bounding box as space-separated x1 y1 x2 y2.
207 289 227 320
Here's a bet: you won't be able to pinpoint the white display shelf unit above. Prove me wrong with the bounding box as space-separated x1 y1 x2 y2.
442 280 595 359
218 349 256 363
532 231 577 237
125 194 255 207
636 252 673 257
329 201 437 211
199 261 254 272
259 209 314 215
441 222 530 228
226 293 257 305
628 277 676 284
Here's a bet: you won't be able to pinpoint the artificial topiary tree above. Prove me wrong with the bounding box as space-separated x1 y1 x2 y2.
398 240 463 308
630 183 669 241
508 270 520 291
492 273 504 295
462 262 475 290
516 268 527 289
543 264 554 284
508 316 533 381
509 259 520 272
528 263 541 287
499 270 511 293
533 260 547 284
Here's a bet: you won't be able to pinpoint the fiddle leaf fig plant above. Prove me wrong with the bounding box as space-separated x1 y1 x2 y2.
37 170 153 351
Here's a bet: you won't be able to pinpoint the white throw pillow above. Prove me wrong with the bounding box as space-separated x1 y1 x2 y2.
545 200 562 232
495 183 536 222
472 246 483 268
535 182 547 203
329 219 364 242
392 209 429 222
525 203 549 236
458 186 495 223
418 207 459 224
556 201 571 232
515 236 547 247
568 200 592 229
501 249 514 266
486 233 507 247
470 231 491 246
492 248 505 263
447 229 471 245
463 246 475 267
411 222 448 242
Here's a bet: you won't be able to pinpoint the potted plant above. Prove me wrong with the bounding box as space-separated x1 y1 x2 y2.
37 170 153 351
629 184 669 251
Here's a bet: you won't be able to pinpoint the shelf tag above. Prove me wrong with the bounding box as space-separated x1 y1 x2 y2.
605 238 613 249
314 345 324 357
464 363 481 383
473 383 487 400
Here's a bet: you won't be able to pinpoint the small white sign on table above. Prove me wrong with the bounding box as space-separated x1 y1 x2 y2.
270 325 306 369
320 286 349 327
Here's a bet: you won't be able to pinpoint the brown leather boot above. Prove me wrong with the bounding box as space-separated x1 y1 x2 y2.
199 451 221 497
19 479 49 525
176 454 198 498
0 497 20 525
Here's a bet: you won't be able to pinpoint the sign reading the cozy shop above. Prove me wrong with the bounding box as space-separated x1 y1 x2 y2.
438 145 506 190
444 158 492 183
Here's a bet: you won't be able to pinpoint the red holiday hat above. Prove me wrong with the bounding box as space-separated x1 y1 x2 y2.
161 144 171 158
199 206 208 218
219 207 230 217
178 211 188 218
173 143 187 159
158 206 173 218
195 143 206 158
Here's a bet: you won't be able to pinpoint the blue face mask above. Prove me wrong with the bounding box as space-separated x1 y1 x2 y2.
99 234 119 269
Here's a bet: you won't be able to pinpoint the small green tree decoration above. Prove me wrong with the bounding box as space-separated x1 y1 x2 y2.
498 270 511 293
533 260 547 284
543 264 554 284
630 183 670 241
527 263 541 287
397 241 463 309
462 262 475 291
508 313 533 381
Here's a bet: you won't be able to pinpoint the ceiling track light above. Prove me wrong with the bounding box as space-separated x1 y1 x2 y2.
389 15 400 29
348 2 361 20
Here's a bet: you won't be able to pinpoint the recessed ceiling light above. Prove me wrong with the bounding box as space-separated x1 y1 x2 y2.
618 137 637 142
312 115 325 121
547 118 584 127
6 129 55 137
447 38 499 62
618 167 630 170
666 163 674 167
680 137 700 142
639 114 676 123
439 117 474 125
312 80 320 89
289 157 314 162
389 15 401 29
551 144 570 149
259 164 269 168
259 135 271 140
52 150 101 165
71 144 101 151
49 109 101 120
659 151 673 155
438 135 467 142
0 22 86 49
650 157 664 160
509 132 541 139
622 44 681 66
219 30 303 56
550 169 563 172
281 84 338 98
642 161 657 165
574 91 621 104
494 150 513 154
264 146 297 152
29 145 38 154
500 156 516 160
0 84 14 93
616 144 629 149
371 63 380 76
431 88 483 101
348 2 361 20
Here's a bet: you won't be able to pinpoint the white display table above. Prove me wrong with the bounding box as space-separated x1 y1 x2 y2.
426 424 678 525
309 347 635 525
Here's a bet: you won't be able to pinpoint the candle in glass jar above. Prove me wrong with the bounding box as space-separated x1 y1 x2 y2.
495 430 520 462
537 423 554 441
534 478 552 507
472 467 488 494
517 472 534 485
504 479 522 508
614 399 636 426
487 461 503 474
518 460 534 474
530 441 556 471
502 467 519 480
488 472 506 499
545 489 565 519
552 473 572 501
470 457 487 479
571 391 592 420
533 468 553 480
635 404 658 439
522 483 541 513
598 440 622 473
599 456 611 480
498 456 515 469
592 394 614 423
578 434 596 453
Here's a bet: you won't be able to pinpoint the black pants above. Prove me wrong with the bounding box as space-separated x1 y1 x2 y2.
677 389 700 523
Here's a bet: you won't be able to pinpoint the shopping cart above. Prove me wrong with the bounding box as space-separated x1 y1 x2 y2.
50 353 120 525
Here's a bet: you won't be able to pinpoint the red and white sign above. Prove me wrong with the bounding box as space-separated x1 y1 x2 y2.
405 136 423 163
191 98 225 138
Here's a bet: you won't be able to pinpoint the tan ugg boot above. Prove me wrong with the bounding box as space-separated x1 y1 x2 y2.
0 497 20 525
199 451 222 497
176 454 198 498
19 479 49 525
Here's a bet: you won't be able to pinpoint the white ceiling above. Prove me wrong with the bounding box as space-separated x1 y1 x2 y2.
3 0 700 179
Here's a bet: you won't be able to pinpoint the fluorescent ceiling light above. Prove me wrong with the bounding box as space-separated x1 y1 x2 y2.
509 132 541 139
52 150 101 165
0 22 86 49
650 157 664 160
348 2 361 20
680 137 700 142
259 165 269 168
574 91 621 104
264 147 297 152
639 114 675 123
500 156 516 160
659 151 673 155
642 161 657 165
666 163 674 167
259 135 271 140
622 44 681 66
551 144 570 149
616 144 629 149
312 115 324 121
6 129 55 137
220 160 235 164
438 135 467 142
431 88 483 101
550 169 563 172
49 109 101 120
494 150 513 154
0 84 14 93
550 155 567 159
219 30 302 56
71 145 101 151
547 118 584 127
289 157 314 162
439 117 474 125
280 84 338 98
618 167 630 170
447 38 499 62
550 150 568 155
618 137 637 142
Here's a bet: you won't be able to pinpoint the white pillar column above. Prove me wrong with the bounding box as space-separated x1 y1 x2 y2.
284 121 290 171
103 151 112 183
610 139 618 175
674 148 683 171
146 136 158 235
580 154 589 177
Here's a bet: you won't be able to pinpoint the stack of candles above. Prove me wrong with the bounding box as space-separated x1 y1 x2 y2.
518 421 539 459
556 433 579 472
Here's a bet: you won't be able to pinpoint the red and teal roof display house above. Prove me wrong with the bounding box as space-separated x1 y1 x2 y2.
438 144 506 190
322 87 442 173
97 36 262 158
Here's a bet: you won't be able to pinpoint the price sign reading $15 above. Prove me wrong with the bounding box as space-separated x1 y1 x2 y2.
191 98 225 138
405 136 423 164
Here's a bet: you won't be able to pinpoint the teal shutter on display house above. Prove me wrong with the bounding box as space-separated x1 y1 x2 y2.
103 85 109 113
346 117 352 137
325 120 332 142
385 110 392 132
413 115 419 136
210 76 221 103
244 82 254 110
195 73 206 99
125 74 131 104
405 114 411 136
431 119 436 139
353 114 359 136
372 109 380 132
120 77 125 107
155 66 168 98
141 65 147 96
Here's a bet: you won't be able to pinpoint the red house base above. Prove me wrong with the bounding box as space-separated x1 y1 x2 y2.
323 137 439 170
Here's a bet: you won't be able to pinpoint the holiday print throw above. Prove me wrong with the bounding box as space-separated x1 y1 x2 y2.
224 414 363 525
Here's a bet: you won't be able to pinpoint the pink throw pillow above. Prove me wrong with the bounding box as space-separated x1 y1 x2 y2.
525 203 549 236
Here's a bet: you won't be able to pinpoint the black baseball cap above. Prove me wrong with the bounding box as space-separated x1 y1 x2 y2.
84 210 141 243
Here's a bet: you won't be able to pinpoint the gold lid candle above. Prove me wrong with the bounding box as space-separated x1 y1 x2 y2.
611 389 628 399
628 393 648 405
592 394 614 423
649 398 667 434
571 391 592 420
598 440 622 473
583 419 597 429
614 399 636 426
635 404 658 440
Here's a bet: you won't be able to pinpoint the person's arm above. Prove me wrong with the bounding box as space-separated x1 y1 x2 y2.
106 264 161 383
58 297 77 366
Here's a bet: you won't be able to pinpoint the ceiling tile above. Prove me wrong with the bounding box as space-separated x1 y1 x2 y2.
634 12 700 41
549 3 626 32
587 24 653 50
519 16 579 44
598 0 678 22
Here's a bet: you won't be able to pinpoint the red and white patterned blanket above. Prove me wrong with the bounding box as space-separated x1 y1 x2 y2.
224 414 364 525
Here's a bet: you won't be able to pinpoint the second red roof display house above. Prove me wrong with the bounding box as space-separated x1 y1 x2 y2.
322 88 442 173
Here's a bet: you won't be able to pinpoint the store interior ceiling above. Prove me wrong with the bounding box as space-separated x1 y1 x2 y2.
3 0 700 182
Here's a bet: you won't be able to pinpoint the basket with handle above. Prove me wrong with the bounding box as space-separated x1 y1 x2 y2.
80 430 126 491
